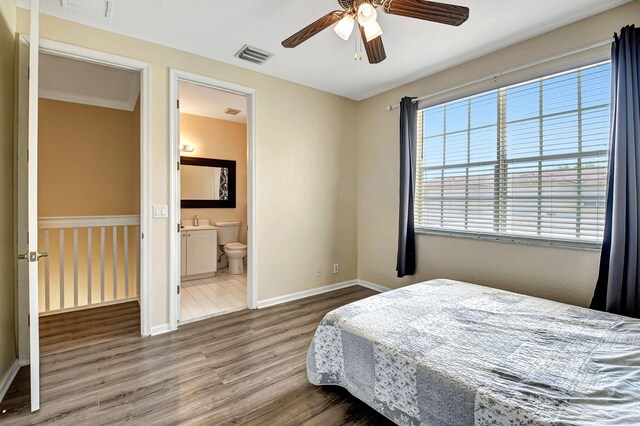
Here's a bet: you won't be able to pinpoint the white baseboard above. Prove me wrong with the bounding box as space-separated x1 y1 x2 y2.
150 323 171 336
0 359 20 402
357 279 392 293
257 280 359 309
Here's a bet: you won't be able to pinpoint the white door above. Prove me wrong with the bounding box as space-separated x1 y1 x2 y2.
16 3 42 412
175 86 182 322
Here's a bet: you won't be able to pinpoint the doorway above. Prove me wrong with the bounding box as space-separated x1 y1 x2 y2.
169 71 257 330
37 52 142 316
15 35 150 411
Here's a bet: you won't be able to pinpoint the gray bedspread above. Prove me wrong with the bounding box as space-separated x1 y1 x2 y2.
306 279 640 425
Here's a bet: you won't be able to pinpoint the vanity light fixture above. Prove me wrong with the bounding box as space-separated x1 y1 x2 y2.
180 144 195 153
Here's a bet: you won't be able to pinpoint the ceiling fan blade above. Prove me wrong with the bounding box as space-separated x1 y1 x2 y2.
282 10 343 48
382 0 469 26
359 26 387 64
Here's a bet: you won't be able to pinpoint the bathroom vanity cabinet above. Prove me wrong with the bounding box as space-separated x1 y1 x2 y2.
181 228 217 280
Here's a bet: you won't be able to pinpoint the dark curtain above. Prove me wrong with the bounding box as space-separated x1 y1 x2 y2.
591 26 640 318
396 97 418 277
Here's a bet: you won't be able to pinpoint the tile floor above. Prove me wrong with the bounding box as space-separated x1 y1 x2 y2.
180 268 247 323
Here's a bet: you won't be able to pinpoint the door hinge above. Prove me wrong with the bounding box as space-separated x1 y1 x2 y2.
177 285 181 295
177 161 180 171
177 223 181 233
141 233 144 239
177 99 180 109
28 314 30 326
28 66 30 80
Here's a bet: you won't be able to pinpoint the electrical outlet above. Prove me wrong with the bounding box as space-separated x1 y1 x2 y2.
314 267 321 278
333 263 339 274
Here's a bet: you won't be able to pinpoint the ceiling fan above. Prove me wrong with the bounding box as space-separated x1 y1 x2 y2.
281 0 469 64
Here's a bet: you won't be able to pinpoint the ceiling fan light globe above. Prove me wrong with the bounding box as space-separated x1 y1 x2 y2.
357 3 377 26
364 21 383 42
334 14 355 40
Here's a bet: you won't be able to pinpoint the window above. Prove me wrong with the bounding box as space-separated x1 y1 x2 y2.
415 62 611 247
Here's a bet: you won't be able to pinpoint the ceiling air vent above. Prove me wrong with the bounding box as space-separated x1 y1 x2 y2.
235 45 272 65
61 0 114 18
225 108 241 116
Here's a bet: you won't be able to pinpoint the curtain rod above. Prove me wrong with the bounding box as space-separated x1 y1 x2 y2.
385 38 614 111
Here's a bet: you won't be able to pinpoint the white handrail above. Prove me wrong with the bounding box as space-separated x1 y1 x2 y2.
39 215 140 229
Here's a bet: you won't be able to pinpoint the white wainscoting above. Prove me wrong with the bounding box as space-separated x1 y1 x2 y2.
38 215 140 314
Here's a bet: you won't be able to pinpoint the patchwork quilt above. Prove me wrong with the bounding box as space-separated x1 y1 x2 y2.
307 279 640 425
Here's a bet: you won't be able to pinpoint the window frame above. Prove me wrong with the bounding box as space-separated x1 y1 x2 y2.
414 61 611 251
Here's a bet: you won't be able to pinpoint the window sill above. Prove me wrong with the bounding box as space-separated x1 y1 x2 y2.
415 228 602 252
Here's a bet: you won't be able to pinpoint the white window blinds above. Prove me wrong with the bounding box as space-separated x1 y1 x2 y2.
415 62 611 247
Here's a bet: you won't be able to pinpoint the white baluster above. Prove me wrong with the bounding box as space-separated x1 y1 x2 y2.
100 226 105 303
44 229 50 312
73 228 78 307
136 225 140 296
87 228 92 306
113 226 118 300
124 225 129 298
59 229 64 310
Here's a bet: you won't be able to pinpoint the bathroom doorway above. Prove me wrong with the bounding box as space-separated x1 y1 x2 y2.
169 72 257 327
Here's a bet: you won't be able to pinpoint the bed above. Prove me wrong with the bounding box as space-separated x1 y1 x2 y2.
307 279 640 425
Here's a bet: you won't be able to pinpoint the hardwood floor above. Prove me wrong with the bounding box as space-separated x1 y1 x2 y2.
0 286 392 425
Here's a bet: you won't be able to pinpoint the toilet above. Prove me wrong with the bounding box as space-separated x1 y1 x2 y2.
215 221 247 275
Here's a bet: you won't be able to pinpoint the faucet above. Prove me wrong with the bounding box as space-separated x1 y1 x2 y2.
193 215 199 227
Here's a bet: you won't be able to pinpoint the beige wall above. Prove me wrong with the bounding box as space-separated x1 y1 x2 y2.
357 2 640 307
0 0 15 394
180 113 247 244
16 2 635 332
38 98 140 216
18 9 359 329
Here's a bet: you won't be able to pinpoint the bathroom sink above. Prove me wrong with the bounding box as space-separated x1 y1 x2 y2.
181 224 217 231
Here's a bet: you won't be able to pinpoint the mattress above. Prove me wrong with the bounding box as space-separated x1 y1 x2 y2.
306 279 640 425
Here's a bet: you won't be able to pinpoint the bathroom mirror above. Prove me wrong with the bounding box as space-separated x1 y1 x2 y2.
181 157 236 208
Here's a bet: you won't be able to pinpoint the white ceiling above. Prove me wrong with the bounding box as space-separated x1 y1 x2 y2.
39 52 140 111
179 82 247 123
20 0 632 101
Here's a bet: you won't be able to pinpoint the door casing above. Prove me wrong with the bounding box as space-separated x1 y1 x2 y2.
169 70 258 330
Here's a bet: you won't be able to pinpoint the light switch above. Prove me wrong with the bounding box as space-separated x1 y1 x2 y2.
153 204 169 219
